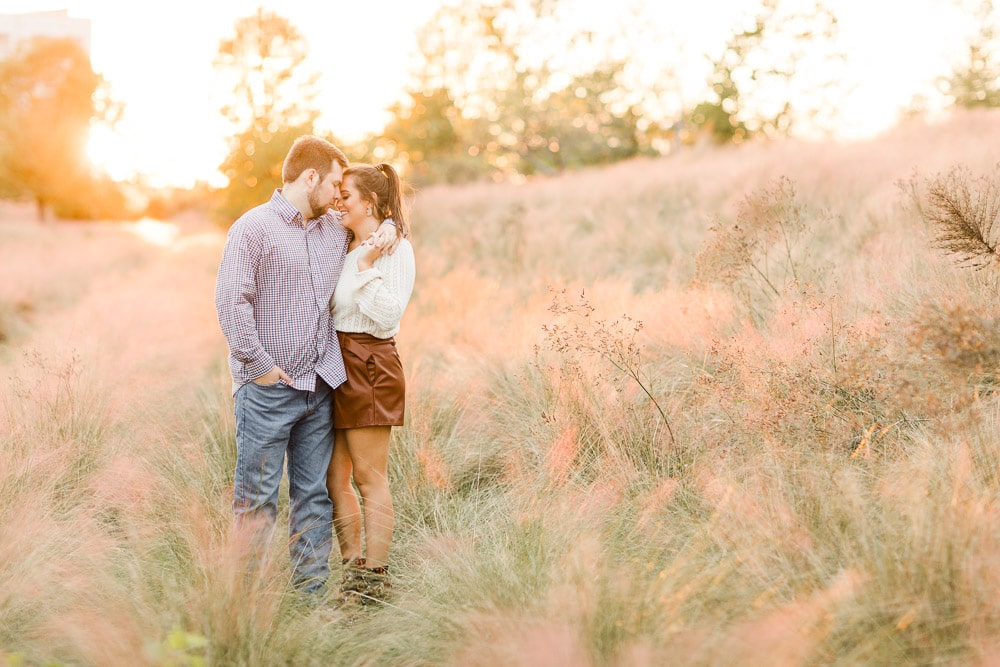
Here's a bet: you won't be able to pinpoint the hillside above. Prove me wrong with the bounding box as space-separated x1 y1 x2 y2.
2 109 1000 665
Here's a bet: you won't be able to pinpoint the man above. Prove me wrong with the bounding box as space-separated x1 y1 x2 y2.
215 135 397 594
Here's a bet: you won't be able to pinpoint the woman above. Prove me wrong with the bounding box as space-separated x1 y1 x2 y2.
327 162 415 604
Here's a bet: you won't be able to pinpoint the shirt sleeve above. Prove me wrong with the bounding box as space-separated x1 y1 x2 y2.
214 221 275 378
352 241 416 331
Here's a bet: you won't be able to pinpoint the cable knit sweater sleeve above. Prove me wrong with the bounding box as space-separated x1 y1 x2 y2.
352 239 416 334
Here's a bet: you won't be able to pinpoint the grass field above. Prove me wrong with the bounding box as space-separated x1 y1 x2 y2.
3 109 1000 665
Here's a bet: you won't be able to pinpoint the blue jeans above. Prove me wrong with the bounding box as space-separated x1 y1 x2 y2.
233 375 334 592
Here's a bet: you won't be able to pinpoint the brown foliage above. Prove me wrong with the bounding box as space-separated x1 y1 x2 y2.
927 166 1000 270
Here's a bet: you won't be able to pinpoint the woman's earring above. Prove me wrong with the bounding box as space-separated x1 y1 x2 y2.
366 206 372 216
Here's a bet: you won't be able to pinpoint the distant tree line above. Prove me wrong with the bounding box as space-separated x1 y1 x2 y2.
214 0 854 221
1 0 999 222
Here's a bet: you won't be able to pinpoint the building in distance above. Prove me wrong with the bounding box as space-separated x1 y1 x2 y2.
0 10 90 60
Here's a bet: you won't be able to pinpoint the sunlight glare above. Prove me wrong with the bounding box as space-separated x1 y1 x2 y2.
124 218 180 246
87 125 131 181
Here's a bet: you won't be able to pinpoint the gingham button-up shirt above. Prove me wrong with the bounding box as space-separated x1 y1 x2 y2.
215 189 348 394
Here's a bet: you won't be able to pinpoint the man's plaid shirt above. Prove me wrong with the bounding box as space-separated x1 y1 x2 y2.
215 190 348 394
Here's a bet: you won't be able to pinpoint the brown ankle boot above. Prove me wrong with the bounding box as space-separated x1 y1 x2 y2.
356 565 391 605
336 558 367 602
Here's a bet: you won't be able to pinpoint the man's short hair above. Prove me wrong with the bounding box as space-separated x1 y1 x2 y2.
282 135 349 183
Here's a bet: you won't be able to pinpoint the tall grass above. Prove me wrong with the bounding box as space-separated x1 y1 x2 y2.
3 109 1000 665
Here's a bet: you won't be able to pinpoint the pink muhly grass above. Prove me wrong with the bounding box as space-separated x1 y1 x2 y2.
545 425 579 483
635 479 679 532
451 615 589 667
708 569 864 665
418 444 453 492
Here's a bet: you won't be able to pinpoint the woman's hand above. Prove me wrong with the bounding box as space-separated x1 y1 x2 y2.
357 237 383 271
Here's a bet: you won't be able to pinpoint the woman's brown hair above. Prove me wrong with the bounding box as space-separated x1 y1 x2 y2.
343 162 410 238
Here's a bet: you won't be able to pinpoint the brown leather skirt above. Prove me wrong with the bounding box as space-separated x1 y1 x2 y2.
333 331 405 429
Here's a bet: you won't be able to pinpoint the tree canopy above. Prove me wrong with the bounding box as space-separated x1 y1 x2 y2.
940 0 1000 108
690 0 847 144
0 36 124 220
376 0 652 184
214 8 322 223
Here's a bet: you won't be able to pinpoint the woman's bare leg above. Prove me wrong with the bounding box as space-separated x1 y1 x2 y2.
345 425 394 568
327 428 362 562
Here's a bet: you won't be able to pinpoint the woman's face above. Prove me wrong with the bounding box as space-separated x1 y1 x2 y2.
336 176 368 230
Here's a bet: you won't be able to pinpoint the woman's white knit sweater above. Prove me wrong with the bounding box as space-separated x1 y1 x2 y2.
330 238 415 338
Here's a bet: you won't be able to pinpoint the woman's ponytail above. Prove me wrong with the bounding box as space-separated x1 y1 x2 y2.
376 162 409 238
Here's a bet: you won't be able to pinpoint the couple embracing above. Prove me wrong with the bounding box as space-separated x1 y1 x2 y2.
214 135 416 605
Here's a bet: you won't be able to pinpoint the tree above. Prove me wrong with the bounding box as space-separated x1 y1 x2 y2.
385 0 648 182
0 37 121 220
690 0 846 144
214 8 321 223
690 14 761 145
940 0 1000 108
380 87 488 185
516 63 642 172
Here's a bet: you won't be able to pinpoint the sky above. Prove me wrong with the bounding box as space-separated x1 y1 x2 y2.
0 0 977 188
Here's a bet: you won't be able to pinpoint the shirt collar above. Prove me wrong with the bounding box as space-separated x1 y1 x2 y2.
271 189 302 227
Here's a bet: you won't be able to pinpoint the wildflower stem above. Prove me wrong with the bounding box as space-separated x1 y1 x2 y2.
748 260 782 296
593 349 677 448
